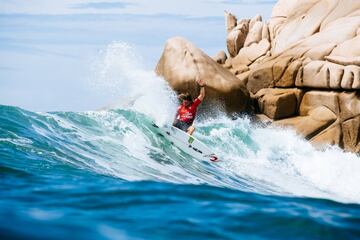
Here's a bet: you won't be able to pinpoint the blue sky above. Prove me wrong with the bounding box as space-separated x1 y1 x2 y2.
0 0 275 111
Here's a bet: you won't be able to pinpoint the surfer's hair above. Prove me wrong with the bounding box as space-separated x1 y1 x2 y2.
178 93 193 102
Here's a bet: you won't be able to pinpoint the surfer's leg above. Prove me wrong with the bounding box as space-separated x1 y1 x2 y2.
187 126 195 135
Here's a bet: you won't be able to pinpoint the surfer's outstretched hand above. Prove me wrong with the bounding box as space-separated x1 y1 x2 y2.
196 76 206 87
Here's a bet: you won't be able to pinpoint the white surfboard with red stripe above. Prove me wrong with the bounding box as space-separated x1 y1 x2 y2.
152 123 219 162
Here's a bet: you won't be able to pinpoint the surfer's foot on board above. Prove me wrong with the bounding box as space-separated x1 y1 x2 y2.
187 126 195 135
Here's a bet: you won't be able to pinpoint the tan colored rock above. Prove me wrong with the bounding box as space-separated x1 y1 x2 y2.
250 51 271 68
268 17 285 43
338 92 360 121
225 11 237 33
235 71 250 87
249 14 262 29
342 116 360 153
320 0 360 30
296 60 360 90
271 0 319 19
233 39 271 67
247 54 294 89
310 122 342 147
261 23 270 42
156 37 251 112
244 21 264 47
328 31 360 58
247 59 276 93
342 65 360 89
223 57 232 69
216 1 360 153
226 21 249 57
303 43 336 60
325 56 360 66
290 17 360 63
276 59 302 87
270 0 360 57
274 106 337 139
213 51 227 64
272 56 293 83
299 91 339 116
271 0 338 54
230 64 249 75
255 88 303 120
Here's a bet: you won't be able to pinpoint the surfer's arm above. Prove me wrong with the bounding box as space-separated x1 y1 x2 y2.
196 78 206 101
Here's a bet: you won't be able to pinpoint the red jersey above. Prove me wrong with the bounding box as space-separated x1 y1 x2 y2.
176 98 202 124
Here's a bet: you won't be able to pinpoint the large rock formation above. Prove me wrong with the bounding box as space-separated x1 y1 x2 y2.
156 0 360 153
155 37 251 112
220 0 360 153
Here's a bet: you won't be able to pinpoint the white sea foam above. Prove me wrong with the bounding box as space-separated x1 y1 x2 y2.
91 42 177 126
198 117 360 203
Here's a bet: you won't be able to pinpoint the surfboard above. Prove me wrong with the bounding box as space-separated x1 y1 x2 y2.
151 123 219 162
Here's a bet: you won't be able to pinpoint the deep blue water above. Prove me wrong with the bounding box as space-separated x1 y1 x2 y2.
1 105 360 239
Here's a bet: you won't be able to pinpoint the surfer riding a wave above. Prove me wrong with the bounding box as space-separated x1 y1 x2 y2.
173 77 206 135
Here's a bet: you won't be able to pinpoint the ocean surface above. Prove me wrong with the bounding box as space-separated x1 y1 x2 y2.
1 43 360 239
1 105 360 240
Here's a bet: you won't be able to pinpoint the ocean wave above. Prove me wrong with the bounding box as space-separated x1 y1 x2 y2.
1 105 359 205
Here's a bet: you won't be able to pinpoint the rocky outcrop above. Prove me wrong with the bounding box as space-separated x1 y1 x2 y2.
295 61 360 89
254 88 303 120
213 51 227 64
274 106 338 140
223 0 360 153
155 37 251 112
226 18 249 57
156 0 360 153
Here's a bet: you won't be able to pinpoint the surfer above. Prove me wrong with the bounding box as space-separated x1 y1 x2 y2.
173 77 206 135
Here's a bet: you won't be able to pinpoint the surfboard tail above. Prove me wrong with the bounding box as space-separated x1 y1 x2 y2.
205 154 219 162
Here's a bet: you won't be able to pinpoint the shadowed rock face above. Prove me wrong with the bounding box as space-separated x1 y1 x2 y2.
155 0 360 153
155 37 251 113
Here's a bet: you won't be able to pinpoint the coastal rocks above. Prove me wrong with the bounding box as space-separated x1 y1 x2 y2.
232 39 271 67
310 122 342 147
295 61 360 90
213 51 227 64
155 37 251 112
244 20 265 47
225 11 237 33
254 88 302 120
325 56 360 66
270 0 339 55
338 92 360 121
156 0 360 153
275 59 302 87
272 90 360 151
299 91 339 116
242 0 360 152
342 116 360 152
226 20 249 57
274 106 337 140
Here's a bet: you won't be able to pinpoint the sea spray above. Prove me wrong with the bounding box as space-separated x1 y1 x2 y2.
91 42 177 126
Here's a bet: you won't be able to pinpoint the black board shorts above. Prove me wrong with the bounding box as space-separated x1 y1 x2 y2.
173 120 191 132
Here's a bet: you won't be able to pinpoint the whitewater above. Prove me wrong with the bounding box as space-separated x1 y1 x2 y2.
1 43 360 239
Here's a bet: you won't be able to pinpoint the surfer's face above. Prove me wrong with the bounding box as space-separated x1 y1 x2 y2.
182 100 191 107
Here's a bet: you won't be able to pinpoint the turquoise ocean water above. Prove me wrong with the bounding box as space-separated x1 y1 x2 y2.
1 105 360 239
